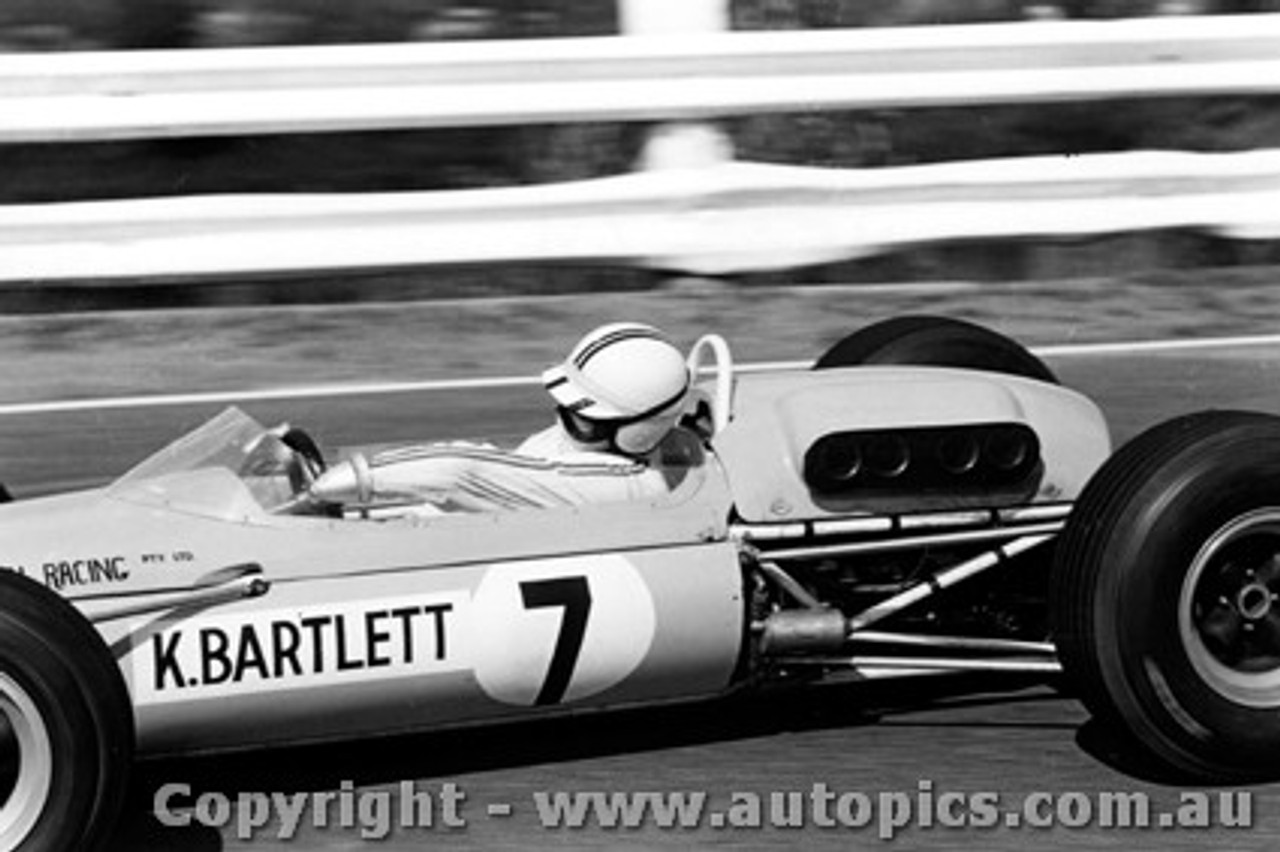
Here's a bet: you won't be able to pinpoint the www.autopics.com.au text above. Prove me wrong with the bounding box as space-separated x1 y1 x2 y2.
152 779 1253 841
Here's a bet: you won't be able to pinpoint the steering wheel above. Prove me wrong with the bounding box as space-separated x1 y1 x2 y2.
277 426 326 486
685 334 734 437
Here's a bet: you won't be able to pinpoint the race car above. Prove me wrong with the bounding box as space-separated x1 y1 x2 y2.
0 315 1271 851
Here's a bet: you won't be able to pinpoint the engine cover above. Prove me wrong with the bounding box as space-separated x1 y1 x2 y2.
712 366 1110 523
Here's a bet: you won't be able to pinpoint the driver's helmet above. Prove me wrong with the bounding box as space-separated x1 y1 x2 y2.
542 322 691 456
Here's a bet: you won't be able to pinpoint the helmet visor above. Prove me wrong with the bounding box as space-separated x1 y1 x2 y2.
614 413 679 456
557 407 619 446
558 394 686 456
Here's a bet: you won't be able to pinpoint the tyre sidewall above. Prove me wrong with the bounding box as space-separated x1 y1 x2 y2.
1102 437 1280 774
0 577 132 851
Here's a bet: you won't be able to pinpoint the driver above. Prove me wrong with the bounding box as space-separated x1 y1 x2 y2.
305 322 697 513
520 321 691 462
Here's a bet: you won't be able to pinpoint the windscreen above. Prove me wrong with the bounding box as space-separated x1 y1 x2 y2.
107 407 301 517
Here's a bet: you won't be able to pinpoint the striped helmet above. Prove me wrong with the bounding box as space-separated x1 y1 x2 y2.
542 323 690 454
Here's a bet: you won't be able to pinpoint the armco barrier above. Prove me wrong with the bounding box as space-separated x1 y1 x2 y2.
1 152 1277 280
2 13 1278 279
2 15 1279 141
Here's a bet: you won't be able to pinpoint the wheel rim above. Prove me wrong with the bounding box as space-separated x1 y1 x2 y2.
1180 509 1280 708
0 673 53 847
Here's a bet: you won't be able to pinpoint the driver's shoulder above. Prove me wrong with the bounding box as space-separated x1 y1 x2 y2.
513 423 567 458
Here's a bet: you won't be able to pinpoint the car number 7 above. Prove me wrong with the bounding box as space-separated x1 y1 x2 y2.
520 577 592 705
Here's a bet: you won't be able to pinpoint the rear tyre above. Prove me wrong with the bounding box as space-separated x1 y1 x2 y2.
1051 410 1280 780
814 316 1057 384
0 571 133 850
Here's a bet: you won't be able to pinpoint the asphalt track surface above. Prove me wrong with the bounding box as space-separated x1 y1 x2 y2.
9 343 1280 850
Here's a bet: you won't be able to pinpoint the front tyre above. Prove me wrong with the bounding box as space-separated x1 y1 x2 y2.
1051 410 1280 780
0 572 133 851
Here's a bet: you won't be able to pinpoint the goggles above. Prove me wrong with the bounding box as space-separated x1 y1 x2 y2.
555 380 690 455
557 406 620 446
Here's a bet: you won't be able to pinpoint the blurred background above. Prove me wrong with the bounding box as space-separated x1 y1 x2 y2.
2 0 1279 310
6 0 1280 51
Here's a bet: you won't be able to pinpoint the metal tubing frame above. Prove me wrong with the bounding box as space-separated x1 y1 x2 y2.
752 522 1063 562
747 529 1058 670
84 573 269 624
756 559 826 610
776 655 1062 675
846 630 1056 656
845 534 1053 632
732 502 1071 544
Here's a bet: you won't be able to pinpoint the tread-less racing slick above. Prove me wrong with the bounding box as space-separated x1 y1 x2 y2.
1 315 1277 851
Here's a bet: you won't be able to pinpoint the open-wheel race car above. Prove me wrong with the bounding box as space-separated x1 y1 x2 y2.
1 315 1278 850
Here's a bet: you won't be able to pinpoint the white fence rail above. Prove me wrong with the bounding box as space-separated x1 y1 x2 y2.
2 13 1279 280
4 151 1277 280
2 14 1280 141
